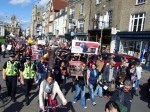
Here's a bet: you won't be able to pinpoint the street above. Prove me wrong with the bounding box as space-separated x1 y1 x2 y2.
0 54 149 112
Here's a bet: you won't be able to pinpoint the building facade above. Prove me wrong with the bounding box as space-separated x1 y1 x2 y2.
0 21 5 37
4 15 21 36
53 8 67 42
66 0 91 41
30 5 43 37
116 0 150 66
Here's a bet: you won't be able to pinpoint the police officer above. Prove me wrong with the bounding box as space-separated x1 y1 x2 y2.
20 55 36 106
2 53 20 102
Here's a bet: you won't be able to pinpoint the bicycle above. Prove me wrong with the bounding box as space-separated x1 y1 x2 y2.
37 94 67 112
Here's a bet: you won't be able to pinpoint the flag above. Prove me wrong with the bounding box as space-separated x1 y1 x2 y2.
139 44 147 62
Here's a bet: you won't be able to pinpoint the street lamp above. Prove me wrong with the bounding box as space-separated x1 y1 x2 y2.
99 5 105 52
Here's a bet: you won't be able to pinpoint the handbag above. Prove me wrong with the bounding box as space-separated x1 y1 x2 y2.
108 81 116 92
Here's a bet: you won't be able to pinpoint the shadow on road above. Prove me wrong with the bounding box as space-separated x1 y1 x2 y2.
139 83 150 108
3 101 24 112
56 101 76 112
64 82 73 96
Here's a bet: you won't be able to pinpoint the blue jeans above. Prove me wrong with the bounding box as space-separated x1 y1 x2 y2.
136 79 140 88
61 76 66 89
37 73 45 86
88 83 96 103
94 84 103 97
73 83 86 107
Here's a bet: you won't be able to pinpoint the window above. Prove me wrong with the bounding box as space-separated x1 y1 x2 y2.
129 13 145 32
96 0 100 5
80 3 84 14
136 0 145 4
108 10 113 27
78 20 84 32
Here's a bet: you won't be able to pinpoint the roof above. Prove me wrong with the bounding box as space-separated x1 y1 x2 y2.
53 0 68 11
117 31 150 40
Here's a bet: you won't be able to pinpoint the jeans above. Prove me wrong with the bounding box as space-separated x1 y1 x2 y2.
37 72 45 86
2 51 5 58
61 76 66 89
88 83 96 103
73 83 86 107
135 79 140 88
94 84 103 97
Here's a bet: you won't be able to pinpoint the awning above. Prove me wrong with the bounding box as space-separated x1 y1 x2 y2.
117 31 150 40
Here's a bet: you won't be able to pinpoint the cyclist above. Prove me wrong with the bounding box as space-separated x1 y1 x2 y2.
39 72 67 111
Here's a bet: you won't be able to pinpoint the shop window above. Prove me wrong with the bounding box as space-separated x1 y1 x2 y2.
129 13 145 32
129 41 135 51
136 0 145 4
96 0 101 5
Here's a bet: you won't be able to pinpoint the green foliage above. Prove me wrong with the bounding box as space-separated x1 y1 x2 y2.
0 37 6 43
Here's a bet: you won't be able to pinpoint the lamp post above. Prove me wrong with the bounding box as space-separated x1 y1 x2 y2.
99 5 105 53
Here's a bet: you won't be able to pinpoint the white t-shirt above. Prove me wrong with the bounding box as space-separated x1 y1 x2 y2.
136 66 142 80
1 44 6 52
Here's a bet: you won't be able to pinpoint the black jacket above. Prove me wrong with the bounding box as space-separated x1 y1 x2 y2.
110 88 133 112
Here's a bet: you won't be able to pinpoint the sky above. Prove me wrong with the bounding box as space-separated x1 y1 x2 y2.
0 0 50 30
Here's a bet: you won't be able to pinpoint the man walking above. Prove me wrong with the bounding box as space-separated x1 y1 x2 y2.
20 55 37 106
2 53 20 102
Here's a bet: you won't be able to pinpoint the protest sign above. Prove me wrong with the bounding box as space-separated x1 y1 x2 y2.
38 40 46 45
69 61 83 76
6 45 12 50
71 40 99 54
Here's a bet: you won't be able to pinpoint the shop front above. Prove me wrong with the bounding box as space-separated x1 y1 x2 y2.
88 29 111 52
116 31 150 67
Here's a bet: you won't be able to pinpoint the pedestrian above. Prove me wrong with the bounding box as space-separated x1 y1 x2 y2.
135 62 143 90
110 79 134 112
73 63 87 108
2 53 21 102
37 57 47 89
105 101 120 112
103 61 117 98
20 55 37 106
87 64 99 106
1 43 6 58
39 73 67 111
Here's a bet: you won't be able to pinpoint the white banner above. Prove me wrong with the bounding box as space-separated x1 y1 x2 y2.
38 40 46 45
71 40 99 54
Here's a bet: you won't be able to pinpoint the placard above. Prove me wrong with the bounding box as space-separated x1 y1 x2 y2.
6 45 12 50
69 61 83 76
38 40 46 45
71 40 99 54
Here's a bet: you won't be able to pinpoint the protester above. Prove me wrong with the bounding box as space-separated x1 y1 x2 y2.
73 63 87 108
110 79 134 112
87 64 99 106
1 43 6 58
105 101 120 112
135 62 142 90
37 57 47 89
39 73 67 111
103 61 117 98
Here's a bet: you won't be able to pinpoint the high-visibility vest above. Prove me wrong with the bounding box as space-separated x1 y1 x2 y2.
5 61 18 76
23 62 36 79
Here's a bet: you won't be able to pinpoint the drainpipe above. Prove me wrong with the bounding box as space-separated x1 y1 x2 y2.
88 0 92 41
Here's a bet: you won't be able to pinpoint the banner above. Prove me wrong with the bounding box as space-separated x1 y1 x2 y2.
38 40 46 45
69 61 83 76
6 45 12 50
32 49 42 60
71 40 99 54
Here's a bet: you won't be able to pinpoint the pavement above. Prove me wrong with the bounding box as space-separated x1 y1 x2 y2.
0 53 150 112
